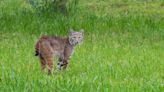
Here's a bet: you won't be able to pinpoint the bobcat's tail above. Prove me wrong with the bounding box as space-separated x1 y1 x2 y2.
35 36 47 56
35 41 40 56
35 50 39 56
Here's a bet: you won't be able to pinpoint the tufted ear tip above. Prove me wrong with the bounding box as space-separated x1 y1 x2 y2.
69 28 74 33
80 29 84 33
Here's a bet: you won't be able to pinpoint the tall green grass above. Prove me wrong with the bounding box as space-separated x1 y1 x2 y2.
0 0 164 92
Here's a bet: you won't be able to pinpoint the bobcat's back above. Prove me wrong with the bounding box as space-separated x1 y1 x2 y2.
35 36 68 56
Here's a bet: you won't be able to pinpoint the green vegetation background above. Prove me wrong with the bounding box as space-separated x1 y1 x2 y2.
0 0 164 92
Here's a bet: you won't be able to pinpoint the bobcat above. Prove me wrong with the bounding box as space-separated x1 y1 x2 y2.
35 29 84 74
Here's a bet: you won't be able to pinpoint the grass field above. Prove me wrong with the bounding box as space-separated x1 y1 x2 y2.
0 0 164 92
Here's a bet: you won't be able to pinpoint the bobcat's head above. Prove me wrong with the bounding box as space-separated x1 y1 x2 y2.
68 29 84 46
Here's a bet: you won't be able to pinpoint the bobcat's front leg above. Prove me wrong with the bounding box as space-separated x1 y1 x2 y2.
62 59 69 69
57 58 68 70
57 58 63 70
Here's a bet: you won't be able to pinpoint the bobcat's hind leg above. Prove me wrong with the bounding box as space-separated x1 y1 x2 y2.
40 42 54 75
45 55 54 75
39 56 46 71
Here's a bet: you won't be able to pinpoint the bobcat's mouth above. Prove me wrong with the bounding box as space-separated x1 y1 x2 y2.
75 42 79 45
69 39 78 46
72 42 77 46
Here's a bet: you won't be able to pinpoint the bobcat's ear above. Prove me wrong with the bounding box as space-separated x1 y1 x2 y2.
69 28 74 33
80 29 84 34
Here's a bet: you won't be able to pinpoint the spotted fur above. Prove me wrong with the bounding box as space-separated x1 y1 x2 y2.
35 29 84 74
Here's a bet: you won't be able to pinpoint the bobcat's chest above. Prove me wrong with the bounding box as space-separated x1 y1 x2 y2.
70 48 74 56
64 45 74 58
